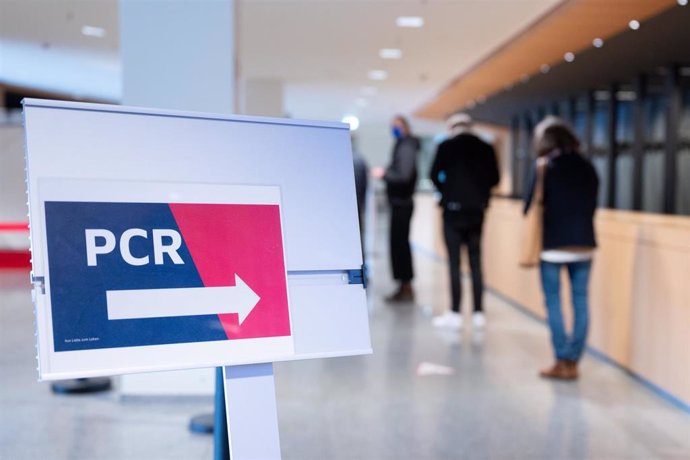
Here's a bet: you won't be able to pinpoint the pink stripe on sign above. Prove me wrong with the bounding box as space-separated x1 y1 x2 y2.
169 203 291 341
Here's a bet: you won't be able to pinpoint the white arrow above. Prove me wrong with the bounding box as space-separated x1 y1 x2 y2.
106 274 260 325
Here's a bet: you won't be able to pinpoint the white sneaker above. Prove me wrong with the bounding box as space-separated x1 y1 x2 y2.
432 311 462 330
472 312 486 329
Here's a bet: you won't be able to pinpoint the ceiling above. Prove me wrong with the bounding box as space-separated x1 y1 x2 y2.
0 0 562 124
0 0 118 52
0 0 120 100
239 0 562 123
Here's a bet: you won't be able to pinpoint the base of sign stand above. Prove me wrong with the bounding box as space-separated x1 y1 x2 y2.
189 413 214 435
223 363 281 460
188 367 228 442
51 377 112 394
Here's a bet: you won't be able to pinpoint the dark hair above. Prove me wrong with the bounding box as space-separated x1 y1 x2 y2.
393 115 411 133
536 124 581 157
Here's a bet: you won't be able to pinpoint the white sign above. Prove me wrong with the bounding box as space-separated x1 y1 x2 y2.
24 100 372 380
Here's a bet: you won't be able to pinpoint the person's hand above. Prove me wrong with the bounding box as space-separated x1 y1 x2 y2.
371 167 386 179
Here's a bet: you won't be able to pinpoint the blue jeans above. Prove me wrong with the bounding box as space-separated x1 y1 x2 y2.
539 260 592 362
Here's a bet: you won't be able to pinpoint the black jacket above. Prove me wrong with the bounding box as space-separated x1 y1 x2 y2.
524 151 599 250
430 133 500 211
353 151 368 214
384 136 420 205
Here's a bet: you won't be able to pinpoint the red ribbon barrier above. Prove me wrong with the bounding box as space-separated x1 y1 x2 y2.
0 222 29 232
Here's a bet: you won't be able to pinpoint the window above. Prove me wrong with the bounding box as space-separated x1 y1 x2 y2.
592 91 610 207
506 66 689 215
642 75 667 214
573 96 589 152
511 117 525 197
417 135 439 192
515 113 537 197
614 86 636 210
676 74 690 215
559 99 573 124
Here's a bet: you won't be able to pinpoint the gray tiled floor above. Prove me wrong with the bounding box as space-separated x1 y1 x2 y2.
2 209 690 460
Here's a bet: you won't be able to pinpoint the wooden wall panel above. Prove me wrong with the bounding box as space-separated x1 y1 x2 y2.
630 237 690 402
416 0 679 119
588 217 637 364
482 201 544 315
481 198 690 404
417 193 690 404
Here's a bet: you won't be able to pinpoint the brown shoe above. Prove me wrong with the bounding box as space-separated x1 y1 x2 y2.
539 360 578 380
562 360 579 379
385 283 414 302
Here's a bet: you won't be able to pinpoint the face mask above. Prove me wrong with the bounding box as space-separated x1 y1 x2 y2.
392 126 403 139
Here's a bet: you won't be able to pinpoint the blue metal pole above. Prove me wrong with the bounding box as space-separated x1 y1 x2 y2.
214 366 230 460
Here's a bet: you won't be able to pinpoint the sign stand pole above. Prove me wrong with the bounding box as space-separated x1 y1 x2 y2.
222 363 281 460
214 367 230 460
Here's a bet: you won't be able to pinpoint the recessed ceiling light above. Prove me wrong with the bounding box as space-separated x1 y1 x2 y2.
593 38 604 48
341 115 360 131
540 64 551 74
81 25 106 38
368 70 388 81
361 86 378 96
564 52 575 62
396 16 424 28
679 0 688 6
379 48 402 59
629 20 640 30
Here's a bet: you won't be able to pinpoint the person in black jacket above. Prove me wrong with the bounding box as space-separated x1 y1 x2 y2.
373 115 420 302
524 117 598 380
351 135 369 236
430 113 499 329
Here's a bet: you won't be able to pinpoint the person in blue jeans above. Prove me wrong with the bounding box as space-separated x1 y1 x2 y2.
525 117 599 380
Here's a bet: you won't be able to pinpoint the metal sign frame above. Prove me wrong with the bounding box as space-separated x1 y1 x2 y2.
23 99 371 381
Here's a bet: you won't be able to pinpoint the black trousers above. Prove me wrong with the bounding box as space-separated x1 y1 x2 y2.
443 210 484 313
390 202 414 282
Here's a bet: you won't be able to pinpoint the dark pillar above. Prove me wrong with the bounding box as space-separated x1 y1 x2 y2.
584 91 595 157
664 65 681 214
511 115 520 198
607 83 619 208
632 75 646 211
568 96 577 126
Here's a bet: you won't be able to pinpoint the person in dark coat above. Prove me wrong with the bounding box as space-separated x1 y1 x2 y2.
351 135 369 251
373 115 420 302
524 116 599 380
430 113 499 330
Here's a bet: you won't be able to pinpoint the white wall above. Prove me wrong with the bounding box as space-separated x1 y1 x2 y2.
0 124 26 225
120 0 235 113
240 78 283 117
0 119 29 251
353 118 445 169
